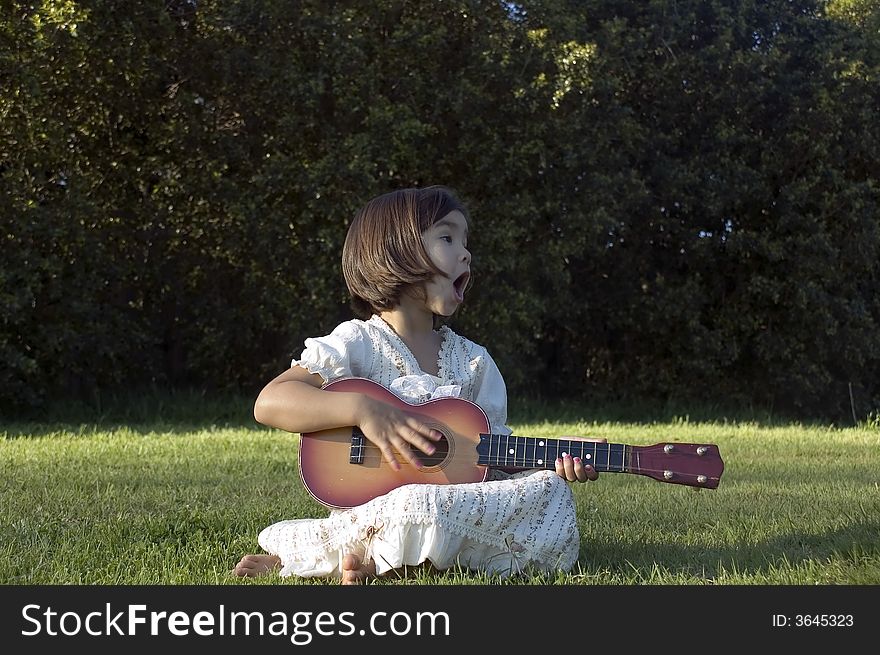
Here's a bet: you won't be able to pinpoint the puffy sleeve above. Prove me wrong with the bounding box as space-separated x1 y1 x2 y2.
472 347 513 436
291 321 370 383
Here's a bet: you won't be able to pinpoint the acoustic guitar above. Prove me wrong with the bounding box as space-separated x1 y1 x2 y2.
299 377 725 509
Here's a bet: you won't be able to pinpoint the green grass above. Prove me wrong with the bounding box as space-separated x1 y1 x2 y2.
2 398 879 585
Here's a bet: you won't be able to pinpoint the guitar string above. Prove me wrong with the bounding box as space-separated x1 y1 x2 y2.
335 452 717 479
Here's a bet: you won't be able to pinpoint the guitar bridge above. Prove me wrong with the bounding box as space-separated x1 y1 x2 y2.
349 428 365 465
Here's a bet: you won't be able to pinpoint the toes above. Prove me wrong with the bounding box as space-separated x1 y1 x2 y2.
340 553 375 585
341 554 363 585
232 564 253 577
233 555 279 577
341 553 362 571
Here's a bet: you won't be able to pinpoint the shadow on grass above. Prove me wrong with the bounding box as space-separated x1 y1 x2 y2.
509 396 844 429
6 388 852 431
5 386 849 438
3 388 261 437
579 520 880 582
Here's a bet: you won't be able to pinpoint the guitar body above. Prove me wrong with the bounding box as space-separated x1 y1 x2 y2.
299 377 725 509
299 377 491 509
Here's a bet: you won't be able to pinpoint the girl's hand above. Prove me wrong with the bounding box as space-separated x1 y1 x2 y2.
357 396 442 472
554 437 606 483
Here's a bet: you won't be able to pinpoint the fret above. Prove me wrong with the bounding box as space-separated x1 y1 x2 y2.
590 442 606 471
553 438 561 465
531 437 543 469
608 443 625 472
575 439 588 464
485 435 631 473
558 439 571 466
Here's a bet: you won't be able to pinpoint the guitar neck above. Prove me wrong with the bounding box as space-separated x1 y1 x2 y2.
478 434 630 473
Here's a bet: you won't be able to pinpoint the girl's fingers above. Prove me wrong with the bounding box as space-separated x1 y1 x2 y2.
376 441 402 472
586 464 597 480
389 433 429 471
402 419 441 456
556 452 576 481
406 418 443 442
555 457 567 479
556 452 599 482
362 404 442 470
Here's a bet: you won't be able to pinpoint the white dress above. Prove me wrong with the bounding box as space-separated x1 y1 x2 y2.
257 315 580 578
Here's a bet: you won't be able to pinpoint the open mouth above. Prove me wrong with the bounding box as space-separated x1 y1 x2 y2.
453 272 469 302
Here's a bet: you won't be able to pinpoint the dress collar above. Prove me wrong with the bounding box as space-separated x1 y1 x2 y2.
368 315 452 379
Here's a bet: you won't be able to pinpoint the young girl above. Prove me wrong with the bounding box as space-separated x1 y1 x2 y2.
234 186 599 584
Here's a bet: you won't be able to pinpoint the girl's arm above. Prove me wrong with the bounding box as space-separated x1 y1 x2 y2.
253 366 441 472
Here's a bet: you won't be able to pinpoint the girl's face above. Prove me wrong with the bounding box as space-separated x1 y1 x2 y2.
419 210 471 317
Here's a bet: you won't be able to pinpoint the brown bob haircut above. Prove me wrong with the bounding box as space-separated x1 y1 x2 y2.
342 185 470 318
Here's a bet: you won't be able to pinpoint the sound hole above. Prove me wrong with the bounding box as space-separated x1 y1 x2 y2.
409 433 450 469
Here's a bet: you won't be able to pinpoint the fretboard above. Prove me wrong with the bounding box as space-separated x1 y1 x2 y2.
477 434 629 473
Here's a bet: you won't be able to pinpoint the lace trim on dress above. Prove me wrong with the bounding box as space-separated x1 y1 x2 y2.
389 375 461 403
436 324 453 382
368 315 450 379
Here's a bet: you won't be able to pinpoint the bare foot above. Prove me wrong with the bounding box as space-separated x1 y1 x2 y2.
233 554 281 577
341 553 377 585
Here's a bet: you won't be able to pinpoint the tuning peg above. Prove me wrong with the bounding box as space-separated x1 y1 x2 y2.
689 475 709 491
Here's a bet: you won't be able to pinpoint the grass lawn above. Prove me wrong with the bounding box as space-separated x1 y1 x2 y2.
2 395 878 585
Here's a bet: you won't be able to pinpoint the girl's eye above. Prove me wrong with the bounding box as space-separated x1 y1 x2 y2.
441 235 453 243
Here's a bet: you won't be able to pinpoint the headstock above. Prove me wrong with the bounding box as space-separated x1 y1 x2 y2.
630 443 724 489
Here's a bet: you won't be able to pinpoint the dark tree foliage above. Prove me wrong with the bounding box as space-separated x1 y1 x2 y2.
2 0 878 420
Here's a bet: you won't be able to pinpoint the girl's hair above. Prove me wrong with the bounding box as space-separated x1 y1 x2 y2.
342 185 470 318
